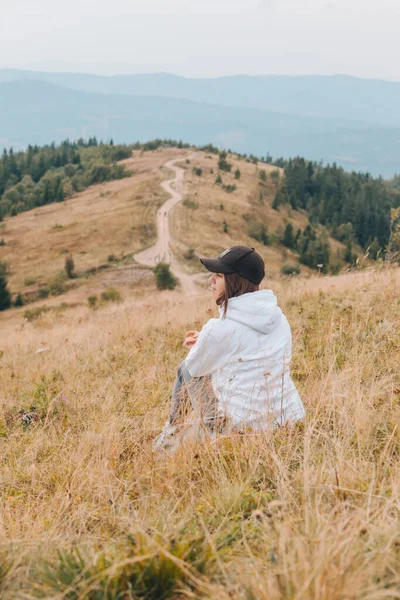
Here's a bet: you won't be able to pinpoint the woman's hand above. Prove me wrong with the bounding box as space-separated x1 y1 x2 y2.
183 330 199 349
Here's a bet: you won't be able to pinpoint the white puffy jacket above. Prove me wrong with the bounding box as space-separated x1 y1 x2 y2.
185 289 305 430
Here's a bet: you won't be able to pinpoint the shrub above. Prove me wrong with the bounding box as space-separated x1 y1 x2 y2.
215 174 222 185
24 276 37 286
281 262 301 276
65 255 75 279
223 220 229 233
154 263 177 290
182 198 199 209
107 254 117 263
192 167 202 176
0 260 10 275
184 248 195 260
234 169 241 180
0 239 5 246
222 184 237 193
100 287 122 303
14 293 25 307
49 271 67 296
38 287 50 299
49 282 66 296
87 295 98 309
259 170 267 182
24 306 50 322
218 152 232 172
248 219 269 245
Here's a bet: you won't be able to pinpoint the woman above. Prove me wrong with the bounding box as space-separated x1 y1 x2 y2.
153 245 305 452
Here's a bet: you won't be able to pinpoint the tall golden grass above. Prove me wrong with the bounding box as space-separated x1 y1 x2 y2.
0 268 399 598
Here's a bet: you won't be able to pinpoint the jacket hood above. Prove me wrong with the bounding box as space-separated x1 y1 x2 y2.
220 289 282 334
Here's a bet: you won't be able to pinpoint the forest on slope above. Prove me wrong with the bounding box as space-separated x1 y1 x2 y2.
0 139 133 218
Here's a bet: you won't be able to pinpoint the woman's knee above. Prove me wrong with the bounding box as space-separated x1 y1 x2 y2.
177 360 186 379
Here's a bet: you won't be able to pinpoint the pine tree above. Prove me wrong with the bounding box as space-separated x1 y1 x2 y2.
0 263 11 311
344 239 354 264
272 190 282 210
65 255 75 279
386 208 400 263
289 193 298 210
282 223 295 249
234 169 241 180
56 182 64 202
259 170 267 182
270 170 280 187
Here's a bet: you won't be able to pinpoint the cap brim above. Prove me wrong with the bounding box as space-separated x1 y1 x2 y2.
200 257 235 274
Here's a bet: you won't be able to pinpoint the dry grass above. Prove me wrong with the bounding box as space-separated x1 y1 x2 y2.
1 267 399 598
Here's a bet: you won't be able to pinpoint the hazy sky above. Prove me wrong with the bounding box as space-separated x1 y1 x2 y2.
1 0 399 80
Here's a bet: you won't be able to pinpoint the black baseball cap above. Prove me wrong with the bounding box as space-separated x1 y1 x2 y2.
200 246 265 285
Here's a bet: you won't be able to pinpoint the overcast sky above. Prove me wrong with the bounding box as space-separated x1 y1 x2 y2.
1 0 399 80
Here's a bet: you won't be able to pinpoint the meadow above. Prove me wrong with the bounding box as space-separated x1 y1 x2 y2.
1 266 399 598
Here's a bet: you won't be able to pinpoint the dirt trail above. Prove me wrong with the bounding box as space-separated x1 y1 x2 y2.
134 155 201 296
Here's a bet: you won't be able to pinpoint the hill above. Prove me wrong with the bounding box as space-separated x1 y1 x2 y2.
0 145 358 313
1 79 400 177
3 140 398 314
0 147 183 304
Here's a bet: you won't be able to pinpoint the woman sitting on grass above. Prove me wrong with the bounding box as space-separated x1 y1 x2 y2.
153 245 305 452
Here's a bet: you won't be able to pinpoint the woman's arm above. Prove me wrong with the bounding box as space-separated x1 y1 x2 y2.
185 319 236 377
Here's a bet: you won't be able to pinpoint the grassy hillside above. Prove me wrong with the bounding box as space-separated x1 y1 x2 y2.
0 148 182 304
170 152 346 278
0 267 399 597
171 153 308 277
0 146 350 313
0 143 399 597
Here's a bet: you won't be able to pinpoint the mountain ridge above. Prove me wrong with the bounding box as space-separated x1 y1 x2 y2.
1 69 400 127
1 79 399 177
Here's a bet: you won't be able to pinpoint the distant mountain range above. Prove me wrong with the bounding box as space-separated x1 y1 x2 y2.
1 70 399 177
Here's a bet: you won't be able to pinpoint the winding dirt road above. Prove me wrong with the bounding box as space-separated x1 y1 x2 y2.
134 156 200 295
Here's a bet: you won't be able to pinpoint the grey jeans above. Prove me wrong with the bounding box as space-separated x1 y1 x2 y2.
169 361 220 429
